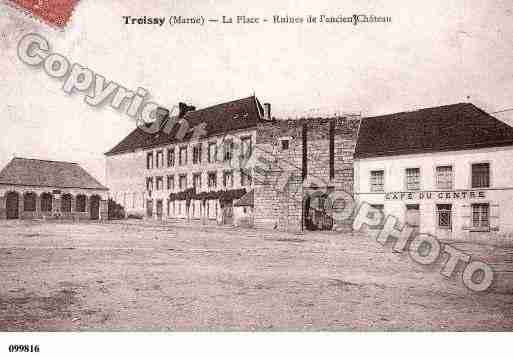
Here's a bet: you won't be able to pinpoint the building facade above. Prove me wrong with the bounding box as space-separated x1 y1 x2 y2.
354 103 513 239
0 158 109 220
105 96 360 232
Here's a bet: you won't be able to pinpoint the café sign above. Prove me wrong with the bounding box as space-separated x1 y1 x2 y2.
385 190 486 201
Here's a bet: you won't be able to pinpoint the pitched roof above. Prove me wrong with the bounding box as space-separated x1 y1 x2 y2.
0 158 108 190
106 96 266 156
355 103 513 159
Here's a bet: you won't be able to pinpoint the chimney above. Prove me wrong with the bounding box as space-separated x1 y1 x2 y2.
156 107 170 122
264 102 271 120
178 102 196 118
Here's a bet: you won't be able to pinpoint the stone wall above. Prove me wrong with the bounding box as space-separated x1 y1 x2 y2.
254 116 360 232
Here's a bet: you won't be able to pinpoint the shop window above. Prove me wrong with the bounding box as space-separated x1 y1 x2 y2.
472 203 490 229
436 166 453 189
472 163 490 188
370 170 384 192
406 168 420 190
437 204 452 229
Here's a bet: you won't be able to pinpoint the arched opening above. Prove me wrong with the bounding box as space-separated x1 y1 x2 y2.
41 193 53 212
303 192 334 231
90 195 100 220
76 195 87 212
61 194 72 212
6 192 19 219
23 192 37 212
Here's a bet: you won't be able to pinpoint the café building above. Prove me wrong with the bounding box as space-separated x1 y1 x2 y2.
354 103 513 239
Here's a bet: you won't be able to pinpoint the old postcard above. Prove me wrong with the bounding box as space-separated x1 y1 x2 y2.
0 0 512 357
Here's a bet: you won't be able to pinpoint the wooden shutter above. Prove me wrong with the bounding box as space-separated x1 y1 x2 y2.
490 203 499 231
461 204 471 229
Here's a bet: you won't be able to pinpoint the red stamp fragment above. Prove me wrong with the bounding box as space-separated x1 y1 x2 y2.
6 0 79 28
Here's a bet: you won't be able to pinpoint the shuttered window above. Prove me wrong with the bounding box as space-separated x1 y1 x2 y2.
370 170 384 192
436 166 453 189
406 168 420 190
472 203 490 228
471 163 490 188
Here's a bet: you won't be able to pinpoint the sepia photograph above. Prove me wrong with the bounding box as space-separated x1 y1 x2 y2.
0 0 512 357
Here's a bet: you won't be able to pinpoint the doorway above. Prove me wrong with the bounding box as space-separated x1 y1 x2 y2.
6 192 19 219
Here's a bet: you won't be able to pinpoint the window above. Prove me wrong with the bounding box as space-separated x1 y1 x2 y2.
472 163 490 188
156 150 163 168
41 193 53 212
472 203 490 229
436 166 453 189
146 177 154 192
223 139 234 161
240 136 252 159
370 170 384 192
406 168 420 190
167 175 174 191
281 139 289 150
193 173 202 190
146 152 154 169
61 194 72 212
193 144 202 164
241 168 252 187
156 176 163 191
208 172 217 189
437 204 452 229
76 195 86 212
23 193 36 212
167 148 175 167
179 174 187 190
406 204 420 227
179 146 188 166
223 170 234 188
208 142 217 163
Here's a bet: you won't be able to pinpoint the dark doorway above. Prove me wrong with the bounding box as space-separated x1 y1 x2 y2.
156 200 163 220
222 200 234 225
90 195 100 220
6 192 19 219
146 200 153 218
303 193 333 231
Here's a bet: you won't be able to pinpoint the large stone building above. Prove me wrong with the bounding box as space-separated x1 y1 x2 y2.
105 96 360 232
354 103 513 239
0 157 109 220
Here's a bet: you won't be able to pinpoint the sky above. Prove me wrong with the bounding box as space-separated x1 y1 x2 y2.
0 0 512 183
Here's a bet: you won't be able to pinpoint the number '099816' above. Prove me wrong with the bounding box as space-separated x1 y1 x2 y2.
8 345 40 353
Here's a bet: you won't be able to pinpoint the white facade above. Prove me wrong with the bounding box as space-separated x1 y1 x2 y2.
106 128 257 222
354 145 513 239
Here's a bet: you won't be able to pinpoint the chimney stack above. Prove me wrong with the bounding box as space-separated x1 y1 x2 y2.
264 103 271 120
178 102 196 118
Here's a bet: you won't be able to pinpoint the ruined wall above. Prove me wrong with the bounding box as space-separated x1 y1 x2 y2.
254 116 360 232
253 121 303 232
